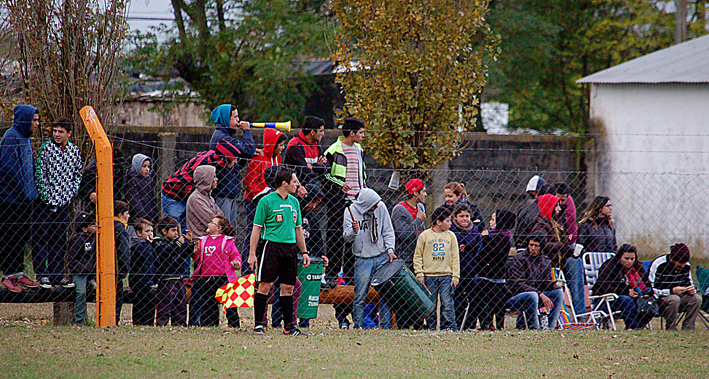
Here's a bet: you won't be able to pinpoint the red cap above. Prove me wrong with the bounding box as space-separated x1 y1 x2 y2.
405 179 424 194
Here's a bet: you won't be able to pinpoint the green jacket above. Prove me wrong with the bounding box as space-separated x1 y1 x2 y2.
324 136 366 189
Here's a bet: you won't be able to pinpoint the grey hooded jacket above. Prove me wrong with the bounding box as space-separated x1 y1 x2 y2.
186 165 224 238
343 188 395 258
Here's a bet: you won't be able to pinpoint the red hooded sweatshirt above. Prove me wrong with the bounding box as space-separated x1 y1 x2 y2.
537 194 559 220
244 128 283 200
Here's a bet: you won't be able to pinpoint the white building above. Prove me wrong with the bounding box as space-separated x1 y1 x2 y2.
578 35 709 257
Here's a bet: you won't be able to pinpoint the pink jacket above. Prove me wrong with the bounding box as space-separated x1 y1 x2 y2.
192 234 241 281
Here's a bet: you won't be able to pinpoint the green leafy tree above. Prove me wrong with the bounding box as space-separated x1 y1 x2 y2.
125 0 329 122
486 0 708 133
331 0 498 173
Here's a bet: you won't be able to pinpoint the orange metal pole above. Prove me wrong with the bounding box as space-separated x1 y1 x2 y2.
80 106 116 326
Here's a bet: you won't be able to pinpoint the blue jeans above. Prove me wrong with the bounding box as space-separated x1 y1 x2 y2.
613 295 649 330
161 194 187 232
354 254 391 329
564 258 586 317
215 197 238 234
506 289 564 330
74 275 89 325
425 275 457 330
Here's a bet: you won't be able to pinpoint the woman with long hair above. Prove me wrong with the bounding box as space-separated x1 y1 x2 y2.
577 196 617 253
594 244 653 329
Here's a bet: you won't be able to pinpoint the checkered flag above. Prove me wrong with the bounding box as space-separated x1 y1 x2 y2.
215 274 255 308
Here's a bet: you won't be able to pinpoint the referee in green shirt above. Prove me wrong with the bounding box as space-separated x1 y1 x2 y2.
248 167 315 335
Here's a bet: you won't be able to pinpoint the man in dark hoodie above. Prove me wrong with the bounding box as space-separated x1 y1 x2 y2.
125 154 159 225
0 104 40 293
34 117 83 289
505 232 563 330
208 104 256 230
514 175 546 249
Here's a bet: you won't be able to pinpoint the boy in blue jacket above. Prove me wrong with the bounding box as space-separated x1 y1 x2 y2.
0 104 40 292
154 216 193 326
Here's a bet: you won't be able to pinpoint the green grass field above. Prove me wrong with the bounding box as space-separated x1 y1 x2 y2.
2 323 708 378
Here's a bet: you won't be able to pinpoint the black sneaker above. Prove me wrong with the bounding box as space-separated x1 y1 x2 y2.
38 277 52 289
283 327 308 336
253 325 265 335
59 278 75 289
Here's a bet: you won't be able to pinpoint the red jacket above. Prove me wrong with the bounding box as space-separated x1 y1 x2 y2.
244 128 283 201
284 130 325 183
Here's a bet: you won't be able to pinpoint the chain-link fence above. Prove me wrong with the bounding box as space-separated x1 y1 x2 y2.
1 120 707 331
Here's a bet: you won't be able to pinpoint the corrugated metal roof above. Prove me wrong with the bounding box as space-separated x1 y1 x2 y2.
577 34 709 84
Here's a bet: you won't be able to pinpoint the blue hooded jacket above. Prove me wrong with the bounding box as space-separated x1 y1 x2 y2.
208 104 255 199
0 104 39 204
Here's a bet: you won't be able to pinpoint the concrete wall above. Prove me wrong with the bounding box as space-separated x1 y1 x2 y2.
588 83 709 257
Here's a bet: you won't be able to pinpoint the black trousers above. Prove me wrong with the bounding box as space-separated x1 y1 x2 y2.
132 285 155 326
470 279 509 330
196 276 240 327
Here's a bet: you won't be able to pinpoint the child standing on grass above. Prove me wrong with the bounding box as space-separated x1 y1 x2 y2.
154 216 193 327
129 218 156 326
193 215 241 328
114 201 131 324
414 206 460 331
67 211 96 326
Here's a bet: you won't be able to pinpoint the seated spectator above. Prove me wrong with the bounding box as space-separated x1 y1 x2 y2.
471 209 515 331
125 154 159 225
649 243 702 331
594 244 653 330
506 233 563 330
552 182 585 318
449 203 482 330
577 196 617 253
444 182 484 232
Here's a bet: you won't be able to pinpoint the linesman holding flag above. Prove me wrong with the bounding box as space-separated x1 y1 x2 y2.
248 167 321 336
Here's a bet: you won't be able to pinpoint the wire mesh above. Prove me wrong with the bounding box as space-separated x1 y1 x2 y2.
0 121 706 331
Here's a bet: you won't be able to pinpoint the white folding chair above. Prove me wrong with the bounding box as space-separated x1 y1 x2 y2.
579 252 620 330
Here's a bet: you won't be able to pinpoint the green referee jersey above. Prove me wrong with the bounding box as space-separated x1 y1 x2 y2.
253 191 302 244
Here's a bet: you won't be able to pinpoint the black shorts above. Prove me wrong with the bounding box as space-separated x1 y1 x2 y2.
256 240 298 286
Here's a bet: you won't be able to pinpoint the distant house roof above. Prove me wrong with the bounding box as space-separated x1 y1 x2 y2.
577 34 709 84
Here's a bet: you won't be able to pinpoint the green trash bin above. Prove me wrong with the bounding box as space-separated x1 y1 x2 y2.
297 256 324 319
371 259 435 328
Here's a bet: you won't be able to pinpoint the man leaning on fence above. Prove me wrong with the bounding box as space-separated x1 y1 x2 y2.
0 104 40 293
208 104 256 229
649 243 702 330
505 232 563 330
34 117 83 289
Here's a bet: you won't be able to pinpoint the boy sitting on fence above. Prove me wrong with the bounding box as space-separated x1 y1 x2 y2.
153 216 193 327
414 206 460 331
67 211 96 325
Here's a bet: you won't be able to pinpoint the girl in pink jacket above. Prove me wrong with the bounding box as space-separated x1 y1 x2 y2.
192 215 241 327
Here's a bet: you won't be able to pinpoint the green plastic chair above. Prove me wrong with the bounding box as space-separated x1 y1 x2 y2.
695 266 709 329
